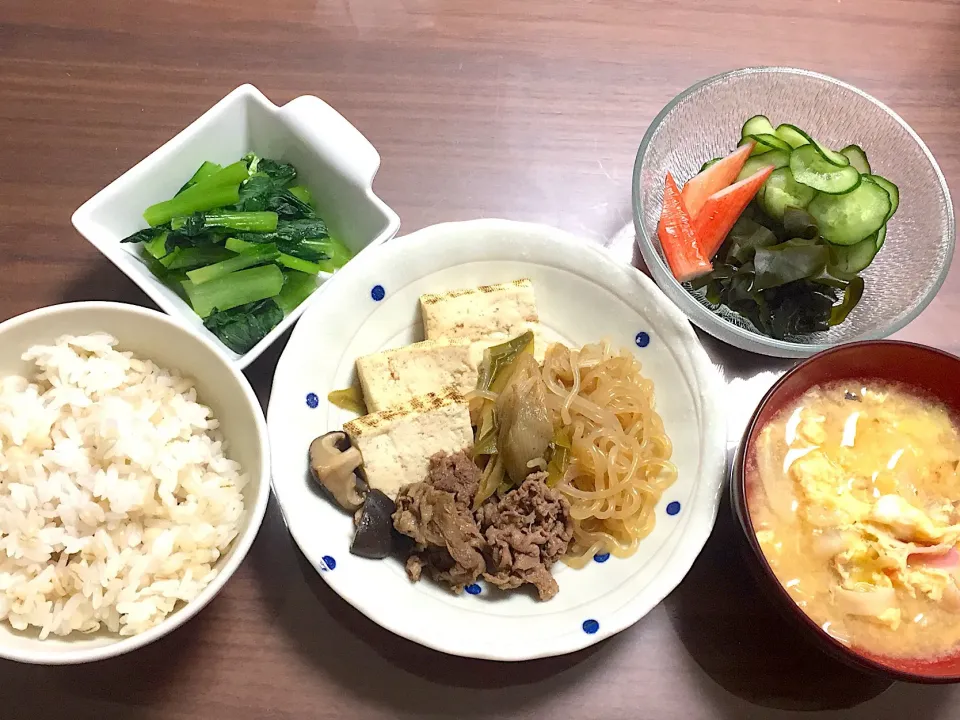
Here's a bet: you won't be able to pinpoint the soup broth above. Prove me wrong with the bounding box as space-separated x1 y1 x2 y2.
750 381 960 659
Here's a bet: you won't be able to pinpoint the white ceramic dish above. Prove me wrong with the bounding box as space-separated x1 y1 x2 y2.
71 84 401 369
0 302 270 664
267 219 725 661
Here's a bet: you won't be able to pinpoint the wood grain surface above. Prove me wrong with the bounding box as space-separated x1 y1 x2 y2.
2 1 960 718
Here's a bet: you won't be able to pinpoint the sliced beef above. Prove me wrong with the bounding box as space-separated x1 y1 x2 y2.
426 451 480 509
405 553 425 582
392 451 485 592
476 473 573 601
392 451 572 601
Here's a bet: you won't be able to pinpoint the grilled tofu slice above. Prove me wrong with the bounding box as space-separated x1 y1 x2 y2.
343 390 473 498
419 278 538 343
356 339 481 413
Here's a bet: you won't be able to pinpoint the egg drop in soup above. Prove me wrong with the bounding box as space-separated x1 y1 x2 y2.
749 382 960 660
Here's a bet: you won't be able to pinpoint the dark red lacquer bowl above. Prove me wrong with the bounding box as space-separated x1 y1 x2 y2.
731 340 960 683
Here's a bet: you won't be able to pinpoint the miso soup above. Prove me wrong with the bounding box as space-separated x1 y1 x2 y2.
749 382 960 659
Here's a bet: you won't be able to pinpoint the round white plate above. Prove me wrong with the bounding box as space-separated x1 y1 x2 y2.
267 219 725 661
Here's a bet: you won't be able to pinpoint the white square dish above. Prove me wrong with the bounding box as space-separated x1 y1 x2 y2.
71 84 401 369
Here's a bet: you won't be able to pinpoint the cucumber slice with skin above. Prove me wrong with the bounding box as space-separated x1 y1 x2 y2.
827 235 879 276
790 145 862 194
875 224 887 251
864 174 899 220
840 145 872 174
816 144 850 168
700 158 721 172
740 133 793 155
739 137 771 155
741 115 776 139
861 176 895 254
807 180 892 246
777 125 849 167
736 150 790 181
759 167 818 221
774 124 811 150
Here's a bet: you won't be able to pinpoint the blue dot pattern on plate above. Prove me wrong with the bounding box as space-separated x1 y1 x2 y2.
320 555 337 571
666 501 682 516
465 583 482 595
582 619 600 635
306 392 319 409
371 285 386 301
594 552 610 563
634 331 650 348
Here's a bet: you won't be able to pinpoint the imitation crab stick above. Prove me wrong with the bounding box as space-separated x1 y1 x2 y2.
693 165 775 260
680 142 755 219
657 172 712 282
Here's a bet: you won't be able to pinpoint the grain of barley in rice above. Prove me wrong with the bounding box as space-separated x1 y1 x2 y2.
0 333 246 638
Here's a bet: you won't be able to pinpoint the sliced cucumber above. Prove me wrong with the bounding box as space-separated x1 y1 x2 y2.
738 137 768 155
737 150 790 182
759 167 818 221
741 115 776 139
774 124 811 150
780 126 850 167
790 145 862 194
827 236 879 277
874 224 887 251
700 158 720 172
807 181 892 246
740 133 793 156
840 145 872 174
864 174 899 220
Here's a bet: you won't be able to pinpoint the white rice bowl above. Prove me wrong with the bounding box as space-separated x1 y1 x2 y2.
0 333 246 639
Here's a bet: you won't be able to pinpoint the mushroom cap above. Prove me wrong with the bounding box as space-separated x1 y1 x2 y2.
350 490 398 559
309 432 366 511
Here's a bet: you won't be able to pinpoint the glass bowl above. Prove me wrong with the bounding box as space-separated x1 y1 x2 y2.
632 67 955 358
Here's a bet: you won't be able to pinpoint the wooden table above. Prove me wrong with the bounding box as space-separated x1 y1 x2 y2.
2 1 959 717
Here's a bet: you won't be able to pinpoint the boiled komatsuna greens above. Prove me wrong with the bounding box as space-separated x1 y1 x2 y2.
121 153 353 353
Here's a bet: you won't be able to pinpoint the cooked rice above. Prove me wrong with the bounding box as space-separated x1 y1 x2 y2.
0 333 246 638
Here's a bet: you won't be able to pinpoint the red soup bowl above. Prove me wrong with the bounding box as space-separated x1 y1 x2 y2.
731 340 960 683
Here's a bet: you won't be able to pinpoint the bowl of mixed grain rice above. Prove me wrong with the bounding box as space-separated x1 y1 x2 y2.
0 302 269 664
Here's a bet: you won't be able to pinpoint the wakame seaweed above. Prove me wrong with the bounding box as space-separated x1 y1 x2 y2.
692 205 862 340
